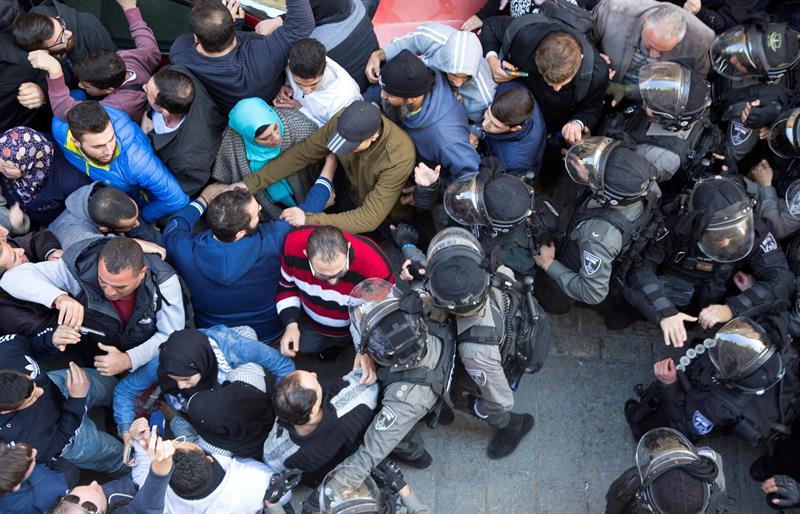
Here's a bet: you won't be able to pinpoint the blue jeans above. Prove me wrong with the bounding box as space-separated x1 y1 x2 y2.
47 369 125 474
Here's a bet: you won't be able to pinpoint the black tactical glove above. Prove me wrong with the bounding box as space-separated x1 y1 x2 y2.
263 468 303 506
744 86 790 129
391 223 419 248
770 475 800 508
392 224 427 280
372 460 407 494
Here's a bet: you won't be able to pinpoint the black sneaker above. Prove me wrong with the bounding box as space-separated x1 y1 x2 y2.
487 413 534 459
391 449 433 469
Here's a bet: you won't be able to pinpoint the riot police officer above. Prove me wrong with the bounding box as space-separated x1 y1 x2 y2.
424 227 536 458
605 427 730 514
624 314 800 447
532 136 660 315
341 278 454 480
602 61 718 188
623 175 794 347
711 21 800 137
443 157 557 276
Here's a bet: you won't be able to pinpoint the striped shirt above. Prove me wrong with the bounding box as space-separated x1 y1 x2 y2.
276 227 394 337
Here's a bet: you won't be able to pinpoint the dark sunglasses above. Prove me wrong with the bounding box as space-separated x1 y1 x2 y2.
45 17 67 50
61 494 99 514
308 244 350 281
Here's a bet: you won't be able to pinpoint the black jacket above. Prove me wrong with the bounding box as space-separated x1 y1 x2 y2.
31 0 115 87
146 65 226 197
0 231 61 336
479 15 609 132
0 32 51 133
0 329 87 462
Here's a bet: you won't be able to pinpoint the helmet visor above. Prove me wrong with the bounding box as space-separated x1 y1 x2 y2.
320 466 381 514
708 317 771 380
786 179 800 218
636 427 701 485
697 208 755 263
366 311 426 367
426 226 485 262
564 136 616 190
768 108 800 159
639 62 689 118
710 27 760 79
443 176 488 227
348 278 402 343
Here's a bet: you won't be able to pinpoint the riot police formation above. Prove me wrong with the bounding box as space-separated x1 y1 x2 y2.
8 0 800 513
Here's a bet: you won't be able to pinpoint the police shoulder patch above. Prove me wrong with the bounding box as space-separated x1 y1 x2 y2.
583 251 602 275
760 233 778 254
375 406 398 431
692 410 715 435
465 368 488 387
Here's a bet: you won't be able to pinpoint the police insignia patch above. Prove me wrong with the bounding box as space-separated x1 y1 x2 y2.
375 406 398 431
729 121 752 146
760 233 778 253
583 251 602 275
692 410 715 435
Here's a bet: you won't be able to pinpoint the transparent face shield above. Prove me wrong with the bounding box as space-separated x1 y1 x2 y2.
320 466 381 514
786 179 800 218
708 317 784 393
696 206 755 263
426 226 485 263
639 62 690 117
636 427 701 486
768 108 800 159
443 176 488 227
564 136 617 191
710 26 760 79
348 278 403 344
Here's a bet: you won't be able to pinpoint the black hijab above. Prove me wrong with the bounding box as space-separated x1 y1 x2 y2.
187 381 275 459
157 329 219 397
309 0 351 24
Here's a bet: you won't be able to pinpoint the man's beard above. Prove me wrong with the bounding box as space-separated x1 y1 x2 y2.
380 98 410 124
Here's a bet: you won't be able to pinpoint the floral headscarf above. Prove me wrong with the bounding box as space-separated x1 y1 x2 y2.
0 127 54 205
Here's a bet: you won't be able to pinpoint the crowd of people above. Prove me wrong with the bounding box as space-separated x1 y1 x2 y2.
1 0 800 511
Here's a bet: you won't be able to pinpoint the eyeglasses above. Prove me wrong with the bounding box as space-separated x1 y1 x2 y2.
45 17 67 50
60 494 99 514
308 245 350 281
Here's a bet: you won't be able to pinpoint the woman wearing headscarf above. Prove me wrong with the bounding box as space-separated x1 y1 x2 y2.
112 325 294 463
212 98 319 220
0 127 91 231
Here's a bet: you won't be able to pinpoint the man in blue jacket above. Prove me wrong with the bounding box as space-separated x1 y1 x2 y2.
162 157 335 341
0 442 71 514
376 49 480 183
52 101 188 223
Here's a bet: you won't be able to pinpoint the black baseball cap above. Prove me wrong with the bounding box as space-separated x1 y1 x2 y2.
327 101 382 156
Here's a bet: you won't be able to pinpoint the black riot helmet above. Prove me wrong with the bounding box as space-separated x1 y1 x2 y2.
639 62 711 130
768 107 800 159
565 136 657 206
348 279 428 368
707 317 785 394
687 176 755 263
711 23 800 82
635 428 719 514
426 227 491 316
444 173 534 232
